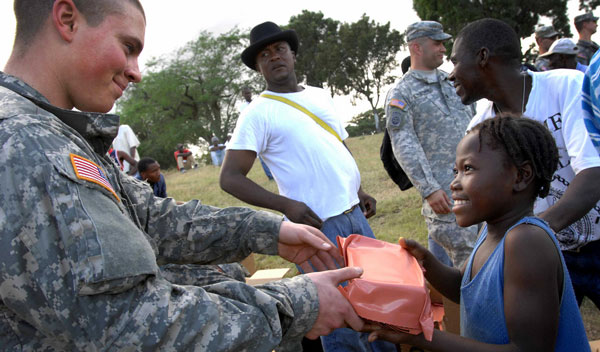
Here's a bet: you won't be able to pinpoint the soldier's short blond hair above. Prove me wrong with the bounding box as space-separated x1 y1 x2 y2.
13 0 145 47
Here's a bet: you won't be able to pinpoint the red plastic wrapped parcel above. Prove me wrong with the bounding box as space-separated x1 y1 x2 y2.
336 234 434 341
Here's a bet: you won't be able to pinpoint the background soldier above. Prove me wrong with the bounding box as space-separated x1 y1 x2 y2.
574 12 599 65
384 21 478 268
533 25 559 71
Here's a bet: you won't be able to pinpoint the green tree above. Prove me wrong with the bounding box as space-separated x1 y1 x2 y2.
117 28 259 168
413 0 571 53
346 108 385 137
286 11 340 88
580 0 599 11
330 15 403 132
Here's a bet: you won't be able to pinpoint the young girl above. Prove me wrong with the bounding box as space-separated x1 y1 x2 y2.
365 115 590 351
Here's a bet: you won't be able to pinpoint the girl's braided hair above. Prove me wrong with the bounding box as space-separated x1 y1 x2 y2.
471 113 559 199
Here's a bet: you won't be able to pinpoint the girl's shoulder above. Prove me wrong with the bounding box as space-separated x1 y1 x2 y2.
503 221 562 279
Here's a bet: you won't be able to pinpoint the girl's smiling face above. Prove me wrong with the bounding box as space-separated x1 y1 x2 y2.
450 131 518 227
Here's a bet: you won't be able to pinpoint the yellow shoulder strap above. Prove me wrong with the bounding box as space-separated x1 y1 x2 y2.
260 93 343 143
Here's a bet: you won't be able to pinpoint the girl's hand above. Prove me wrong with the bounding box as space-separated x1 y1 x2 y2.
399 237 430 265
362 323 414 344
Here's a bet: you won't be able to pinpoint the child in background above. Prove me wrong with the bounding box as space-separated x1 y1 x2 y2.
135 157 167 198
364 115 590 351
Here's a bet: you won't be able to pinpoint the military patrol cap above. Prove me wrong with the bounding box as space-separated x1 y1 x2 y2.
539 38 579 57
574 12 599 24
406 21 452 42
535 25 559 38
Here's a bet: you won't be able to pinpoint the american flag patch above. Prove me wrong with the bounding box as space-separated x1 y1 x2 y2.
70 153 120 201
390 98 407 110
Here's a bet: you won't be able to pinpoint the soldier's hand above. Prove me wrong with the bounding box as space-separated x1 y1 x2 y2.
305 267 365 339
425 189 452 214
282 199 323 228
278 221 343 272
357 189 377 218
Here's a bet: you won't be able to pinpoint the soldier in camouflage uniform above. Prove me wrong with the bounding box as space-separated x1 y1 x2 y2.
385 21 478 267
0 1 365 350
533 25 559 71
574 12 600 65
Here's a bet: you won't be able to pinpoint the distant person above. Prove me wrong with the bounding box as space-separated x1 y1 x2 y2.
112 124 140 174
539 38 588 72
583 50 600 154
108 146 137 172
364 115 590 351
239 86 274 179
450 18 600 309
209 136 225 166
385 20 477 267
533 25 559 71
135 157 167 198
574 12 599 65
221 21 394 352
174 143 196 172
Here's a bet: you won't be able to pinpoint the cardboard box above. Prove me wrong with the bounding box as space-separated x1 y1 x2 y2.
246 268 290 286
241 254 256 276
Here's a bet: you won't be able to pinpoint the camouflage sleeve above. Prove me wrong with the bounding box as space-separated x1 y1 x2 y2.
120 173 282 265
385 95 442 198
0 122 318 350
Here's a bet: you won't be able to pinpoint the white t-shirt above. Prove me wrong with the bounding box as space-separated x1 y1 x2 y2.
112 124 140 172
469 69 600 250
228 86 361 220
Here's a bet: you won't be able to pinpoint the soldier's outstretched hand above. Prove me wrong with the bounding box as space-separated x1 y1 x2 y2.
278 221 344 272
305 267 365 339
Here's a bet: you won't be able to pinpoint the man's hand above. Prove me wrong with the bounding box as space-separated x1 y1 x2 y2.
357 189 377 218
425 189 452 214
305 267 365 339
283 199 323 228
278 221 343 272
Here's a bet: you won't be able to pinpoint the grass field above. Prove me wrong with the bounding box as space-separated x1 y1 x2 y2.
166 132 599 340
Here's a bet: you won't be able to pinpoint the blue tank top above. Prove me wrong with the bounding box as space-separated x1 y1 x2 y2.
460 217 590 351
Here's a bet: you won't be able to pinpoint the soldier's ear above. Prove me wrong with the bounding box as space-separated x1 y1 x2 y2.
52 0 81 43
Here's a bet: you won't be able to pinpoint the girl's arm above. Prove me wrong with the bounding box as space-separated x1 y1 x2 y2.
400 238 463 303
370 225 562 351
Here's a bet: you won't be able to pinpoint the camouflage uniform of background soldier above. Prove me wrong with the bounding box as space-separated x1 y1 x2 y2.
385 21 478 267
575 12 600 65
0 73 322 351
533 25 559 71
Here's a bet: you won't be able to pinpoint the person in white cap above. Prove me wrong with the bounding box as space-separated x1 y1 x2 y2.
539 38 588 72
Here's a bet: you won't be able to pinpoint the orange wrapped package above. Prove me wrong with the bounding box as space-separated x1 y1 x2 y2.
336 235 434 341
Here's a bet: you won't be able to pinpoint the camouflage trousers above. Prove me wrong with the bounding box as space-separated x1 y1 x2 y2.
425 217 478 268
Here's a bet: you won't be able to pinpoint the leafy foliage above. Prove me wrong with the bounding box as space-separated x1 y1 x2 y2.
286 11 340 88
413 0 571 60
329 15 403 132
580 0 600 11
117 28 261 168
346 108 385 137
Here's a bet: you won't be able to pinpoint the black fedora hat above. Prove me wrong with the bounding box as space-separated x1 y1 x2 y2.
241 21 298 71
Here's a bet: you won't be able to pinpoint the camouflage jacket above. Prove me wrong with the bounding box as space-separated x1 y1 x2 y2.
576 39 600 66
0 72 318 351
534 55 551 71
385 69 475 220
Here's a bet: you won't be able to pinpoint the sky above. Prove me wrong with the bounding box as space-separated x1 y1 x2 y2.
0 0 595 120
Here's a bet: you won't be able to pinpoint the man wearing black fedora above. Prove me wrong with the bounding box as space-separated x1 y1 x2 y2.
221 21 396 352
